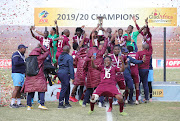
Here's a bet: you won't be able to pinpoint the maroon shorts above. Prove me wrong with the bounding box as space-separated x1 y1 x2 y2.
131 73 139 84
93 84 121 97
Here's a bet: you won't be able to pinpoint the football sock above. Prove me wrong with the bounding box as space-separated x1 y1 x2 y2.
11 98 16 105
118 102 124 113
125 90 128 100
109 97 113 108
136 90 139 100
90 102 95 111
17 98 21 105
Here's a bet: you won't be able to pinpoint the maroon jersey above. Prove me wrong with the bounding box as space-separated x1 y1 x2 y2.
128 52 139 75
136 24 152 44
110 54 126 81
73 35 89 45
116 36 127 47
137 40 152 69
93 65 121 97
97 65 121 85
56 35 70 60
89 39 100 47
35 36 53 51
108 37 115 54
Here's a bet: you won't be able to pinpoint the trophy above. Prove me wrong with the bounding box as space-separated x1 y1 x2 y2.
97 16 104 36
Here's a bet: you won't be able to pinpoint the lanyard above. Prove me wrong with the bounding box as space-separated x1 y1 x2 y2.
113 54 119 67
77 35 83 45
17 51 25 62
117 36 125 46
94 38 98 46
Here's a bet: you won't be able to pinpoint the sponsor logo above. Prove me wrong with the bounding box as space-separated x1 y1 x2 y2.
0 59 11 68
39 10 49 23
153 89 163 97
148 9 173 24
156 59 180 68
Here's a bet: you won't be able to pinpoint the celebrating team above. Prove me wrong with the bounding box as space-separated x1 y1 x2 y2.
11 16 153 116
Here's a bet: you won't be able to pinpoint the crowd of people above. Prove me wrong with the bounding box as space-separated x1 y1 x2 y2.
10 16 153 116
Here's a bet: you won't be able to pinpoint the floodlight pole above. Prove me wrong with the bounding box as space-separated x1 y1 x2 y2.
163 27 166 82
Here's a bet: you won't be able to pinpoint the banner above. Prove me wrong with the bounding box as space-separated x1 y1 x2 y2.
156 59 180 68
0 59 11 69
34 83 180 102
34 8 177 27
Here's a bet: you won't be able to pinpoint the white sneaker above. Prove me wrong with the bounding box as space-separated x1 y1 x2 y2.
98 102 102 107
135 100 139 105
112 100 118 105
82 104 86 107
27 106 32 110
124 100 128 104
38 105 48 110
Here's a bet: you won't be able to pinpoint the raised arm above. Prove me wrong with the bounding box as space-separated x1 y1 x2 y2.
91 32 96 46
91 56 98 69
31 26 45 36
133 16 143 36
125 30 131 41
115 37 119 45
145 37 153 55
111 30 117 43
54 20 59 35
145 18 152 38
79 33 87 48
30 27 36 39
99 28 108 55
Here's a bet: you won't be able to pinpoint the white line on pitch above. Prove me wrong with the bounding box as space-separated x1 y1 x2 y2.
105 103 113 121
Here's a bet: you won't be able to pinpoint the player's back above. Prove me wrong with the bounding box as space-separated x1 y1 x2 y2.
128 52 139 74
57 35 70 53
137 50 152 69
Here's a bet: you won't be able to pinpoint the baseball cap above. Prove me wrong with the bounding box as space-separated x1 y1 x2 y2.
121 47 129 53
18 44 28 49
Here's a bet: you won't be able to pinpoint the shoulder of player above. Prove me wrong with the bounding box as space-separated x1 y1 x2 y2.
12 51 20 58
68 54 74 60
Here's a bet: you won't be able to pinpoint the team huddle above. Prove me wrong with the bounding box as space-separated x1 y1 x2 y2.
11 16 153 116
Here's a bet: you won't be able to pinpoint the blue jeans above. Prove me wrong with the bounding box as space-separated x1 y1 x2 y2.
27 92 45 106
139 69 149 100
124 73 134 100
83 88 95 105
58 73 70 106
